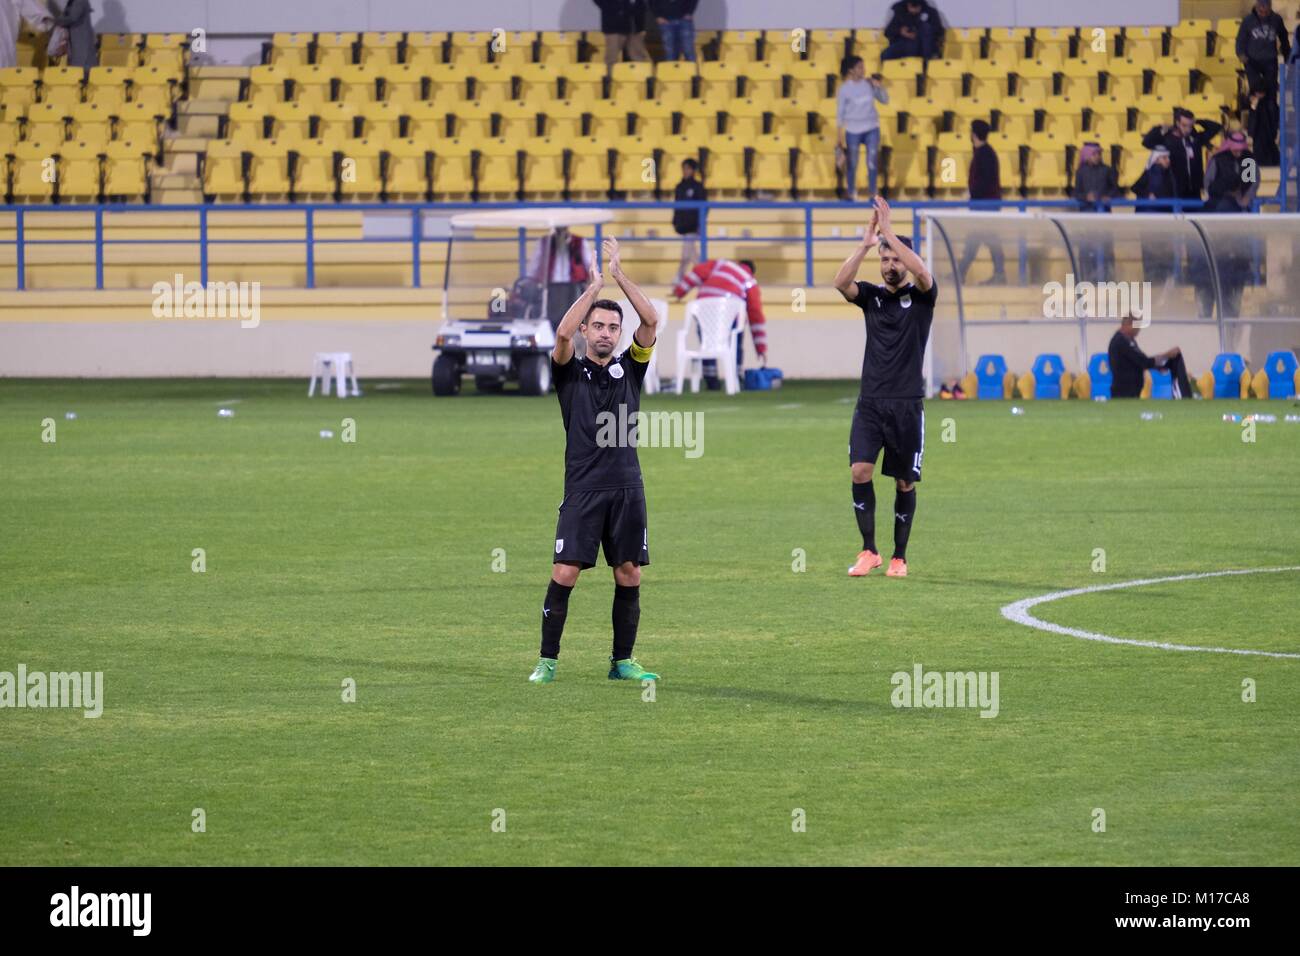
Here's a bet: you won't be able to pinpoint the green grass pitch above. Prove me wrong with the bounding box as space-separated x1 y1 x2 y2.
1 377 1297 865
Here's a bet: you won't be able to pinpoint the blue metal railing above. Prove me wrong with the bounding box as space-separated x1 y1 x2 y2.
0 195 1279 293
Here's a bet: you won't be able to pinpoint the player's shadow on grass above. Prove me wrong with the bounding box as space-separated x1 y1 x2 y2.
666 681 889 715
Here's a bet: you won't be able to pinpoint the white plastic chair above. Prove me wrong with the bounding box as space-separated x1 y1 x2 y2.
612 297 668 394
675 297 745 395
309 352 360 398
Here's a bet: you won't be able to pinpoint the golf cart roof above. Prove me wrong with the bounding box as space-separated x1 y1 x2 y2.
448 209 615 231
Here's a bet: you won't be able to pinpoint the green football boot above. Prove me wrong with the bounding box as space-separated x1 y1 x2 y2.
528 657 557 684
608 656 660 681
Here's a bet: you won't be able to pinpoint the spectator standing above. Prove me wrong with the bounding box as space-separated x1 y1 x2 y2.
672 158 706 279
1141 108 1222 204
671 258 767 388
594 0 649 65
1073 141 1119 281
882 0 943 61
55 0 95 69
651 0 696 62
530 226 597 329
1 0 54 69
1235 0 1289 165
837 55 889 202
955 119 1007 285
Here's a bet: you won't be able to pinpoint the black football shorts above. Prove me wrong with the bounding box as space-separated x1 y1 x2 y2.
849 398 925 482
553 487 649 569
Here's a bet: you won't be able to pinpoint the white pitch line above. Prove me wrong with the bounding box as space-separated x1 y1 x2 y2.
1000 566 1300 660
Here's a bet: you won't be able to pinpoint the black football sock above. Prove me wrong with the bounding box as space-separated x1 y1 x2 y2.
852 480 876 553
540 578 573 659
893 487 917 560
611 583 640 661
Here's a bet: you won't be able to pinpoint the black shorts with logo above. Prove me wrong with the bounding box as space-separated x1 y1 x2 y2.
849 398 926 482
553 487 649 569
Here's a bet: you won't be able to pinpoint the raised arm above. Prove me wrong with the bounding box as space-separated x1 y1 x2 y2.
552 266 604 366
873 195 932 292
606 237 659 348
833 210 878 301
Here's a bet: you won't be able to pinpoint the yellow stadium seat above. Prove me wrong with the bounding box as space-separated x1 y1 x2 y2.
716 29 762 64
0 121 18 152
24 102 69 142
247 139 291 199
495 100 540 143
491 31 536 67
521 136 566 196
41 67 85 107
98 34 142 68
886 147 925 196
613 135 654 194
315 33 359 70
268 33 313 68
384 138 432 200
470 62 514 105
203 139 245 201
782 60 833 103
360 32 402 68
289 65 331 106
699 61 743 101
1088 113 1123 143
315 101 358 140
11 140 57 202
611 59 653 95
404 100 448 140
567 137 611 198
763 29 804 64
337 138 383 199
1025 148 1066 191
1 67 40 114
336 65 382 104
248 65 293 105
113 101 164 148
103 138 151 200
292 139 338 199
515 63 560 104
85 67 132 110
68 103 111 144
449 101 493 140
630 99 674 140
431 137 475 199
403 35 444 71
57 140 104 202
586 99 631 141
723 98 768 139
227 101 267 140
537 31 581 67
447 32 492 68
702 134 746 194
676 99 721 141
538 99 583 140
129 66 177 111
794 133 837 195
1043 111 1080 140
854 28 885 62
380 64 426 105
750 133 794 194
557 62 603 103
805 29 851 72
358 101 402 140
268 102 312 142
140 34 187 72
743 61 782 102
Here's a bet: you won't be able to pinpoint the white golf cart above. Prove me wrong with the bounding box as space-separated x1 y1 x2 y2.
432 208 613 396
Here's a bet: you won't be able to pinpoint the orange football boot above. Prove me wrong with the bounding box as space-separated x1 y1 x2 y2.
848 550 883 576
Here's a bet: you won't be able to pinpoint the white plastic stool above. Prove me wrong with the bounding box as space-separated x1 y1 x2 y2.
309 352 360 398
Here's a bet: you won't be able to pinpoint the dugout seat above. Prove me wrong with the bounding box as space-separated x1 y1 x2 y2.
1146 368 1173 399
1086 352 1113 400
974 354 1013 400
1030 353 1069 399
1210 352 1246 399
1263 350 1299 399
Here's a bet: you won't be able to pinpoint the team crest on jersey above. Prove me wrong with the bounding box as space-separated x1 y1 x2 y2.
901 294 912 308
555 538 564 553
608 362 624 379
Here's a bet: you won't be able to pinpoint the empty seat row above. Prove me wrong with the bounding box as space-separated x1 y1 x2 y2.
2 140 153 203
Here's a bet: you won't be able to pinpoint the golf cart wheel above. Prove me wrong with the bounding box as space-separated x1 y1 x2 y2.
519 354 551 396
475 377 505 393
432 355 461 396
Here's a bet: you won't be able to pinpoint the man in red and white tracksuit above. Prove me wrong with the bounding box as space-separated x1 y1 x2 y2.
530 227 597 329
670 257 767 388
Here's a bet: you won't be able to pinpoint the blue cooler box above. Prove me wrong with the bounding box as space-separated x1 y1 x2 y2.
744 368 784 390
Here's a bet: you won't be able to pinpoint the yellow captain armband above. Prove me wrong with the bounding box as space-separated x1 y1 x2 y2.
628 338 655 363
